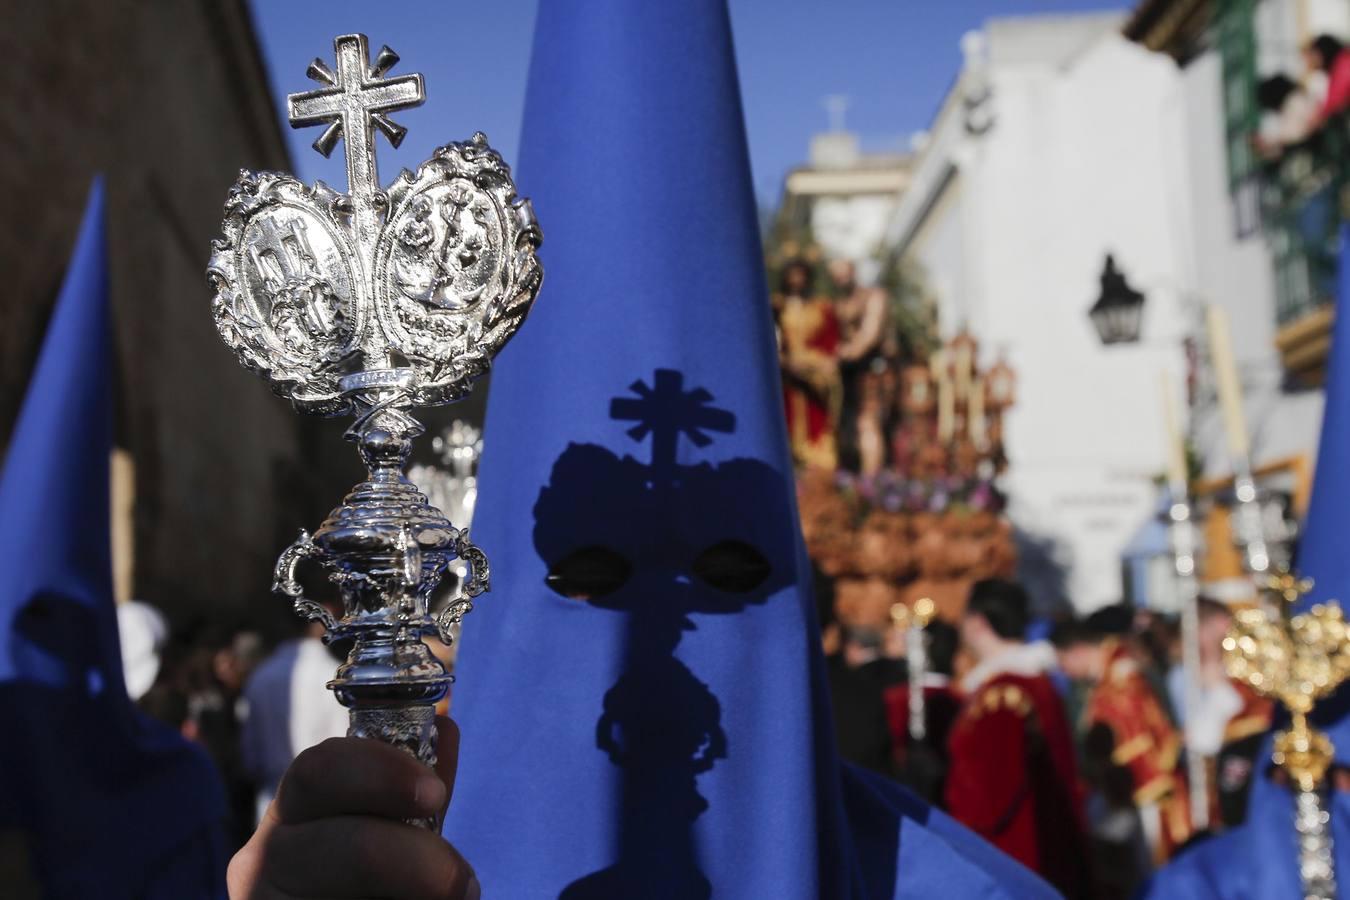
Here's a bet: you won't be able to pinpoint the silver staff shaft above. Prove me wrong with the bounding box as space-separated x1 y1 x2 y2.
1167 494 1210 831
907 624 926 742
1231 459 1271 579
1294 786 1336 900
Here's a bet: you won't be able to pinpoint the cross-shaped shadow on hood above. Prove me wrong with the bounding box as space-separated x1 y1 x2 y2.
532 370 797 898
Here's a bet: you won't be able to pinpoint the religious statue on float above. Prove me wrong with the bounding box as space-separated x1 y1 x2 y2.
830 258 895 477
774 258 840 469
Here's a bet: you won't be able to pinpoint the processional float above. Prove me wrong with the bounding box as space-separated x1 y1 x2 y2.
205 34 542 818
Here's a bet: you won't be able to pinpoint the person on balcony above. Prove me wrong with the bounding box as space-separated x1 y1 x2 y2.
1254 74 1316 157
1304 34 1350 124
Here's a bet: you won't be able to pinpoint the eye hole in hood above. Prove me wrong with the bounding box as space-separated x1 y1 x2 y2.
545 545 633 600
692 540 771 593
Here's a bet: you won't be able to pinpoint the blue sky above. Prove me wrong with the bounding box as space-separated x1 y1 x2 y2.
251 0 1128 205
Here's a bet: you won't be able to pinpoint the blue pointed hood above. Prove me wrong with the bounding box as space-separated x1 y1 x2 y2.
446 5 1054 898
1298 225 1350 769
0 179 118 690
0 180 227 898
1297 226 1350 885
1300 235 1350 617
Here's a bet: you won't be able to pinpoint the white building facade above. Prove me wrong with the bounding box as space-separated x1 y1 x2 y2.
885 14 1201 611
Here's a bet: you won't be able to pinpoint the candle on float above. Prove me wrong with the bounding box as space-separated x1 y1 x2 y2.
934 350 955 447
929 347 947 381
1160 370 1188 493
936 360 955 442
1205 305 1250 461
969 375 987 447
954 340 973 401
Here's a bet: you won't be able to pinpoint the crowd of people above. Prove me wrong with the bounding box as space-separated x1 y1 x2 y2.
111 533 1257 897
114 600 350 853
820 576 1273 899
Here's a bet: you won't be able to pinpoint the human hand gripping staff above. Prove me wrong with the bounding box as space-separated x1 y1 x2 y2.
206 34 541 898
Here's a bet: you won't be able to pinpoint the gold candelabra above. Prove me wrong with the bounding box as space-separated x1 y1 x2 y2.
1223 568 1350 898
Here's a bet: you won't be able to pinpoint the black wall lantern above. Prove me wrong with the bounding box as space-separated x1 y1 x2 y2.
1088 254 1146 345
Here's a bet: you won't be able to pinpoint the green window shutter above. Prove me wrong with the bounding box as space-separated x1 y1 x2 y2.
1216 0 1258 189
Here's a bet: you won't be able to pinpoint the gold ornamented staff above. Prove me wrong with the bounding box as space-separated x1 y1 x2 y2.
1224 569 1350 899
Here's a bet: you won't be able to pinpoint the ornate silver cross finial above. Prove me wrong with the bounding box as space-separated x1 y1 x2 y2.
209 33 541 411
206 34 542 795
287 35 424 241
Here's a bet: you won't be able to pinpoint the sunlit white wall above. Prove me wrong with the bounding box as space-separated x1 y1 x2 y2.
890 13 1194 611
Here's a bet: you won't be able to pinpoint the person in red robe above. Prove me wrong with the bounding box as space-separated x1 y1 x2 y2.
946 579 1093 898
774 259 839 469
1054 612 1192 864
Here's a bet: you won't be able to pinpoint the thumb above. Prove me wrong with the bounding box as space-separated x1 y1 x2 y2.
434 716 461 816
226 797 280 896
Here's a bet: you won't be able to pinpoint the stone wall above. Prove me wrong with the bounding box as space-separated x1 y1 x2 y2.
0 0 352 631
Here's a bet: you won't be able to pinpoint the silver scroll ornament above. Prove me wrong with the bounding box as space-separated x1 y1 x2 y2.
206 34 541 790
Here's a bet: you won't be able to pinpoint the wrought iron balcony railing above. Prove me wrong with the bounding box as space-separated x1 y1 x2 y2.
1261 112 1349 328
